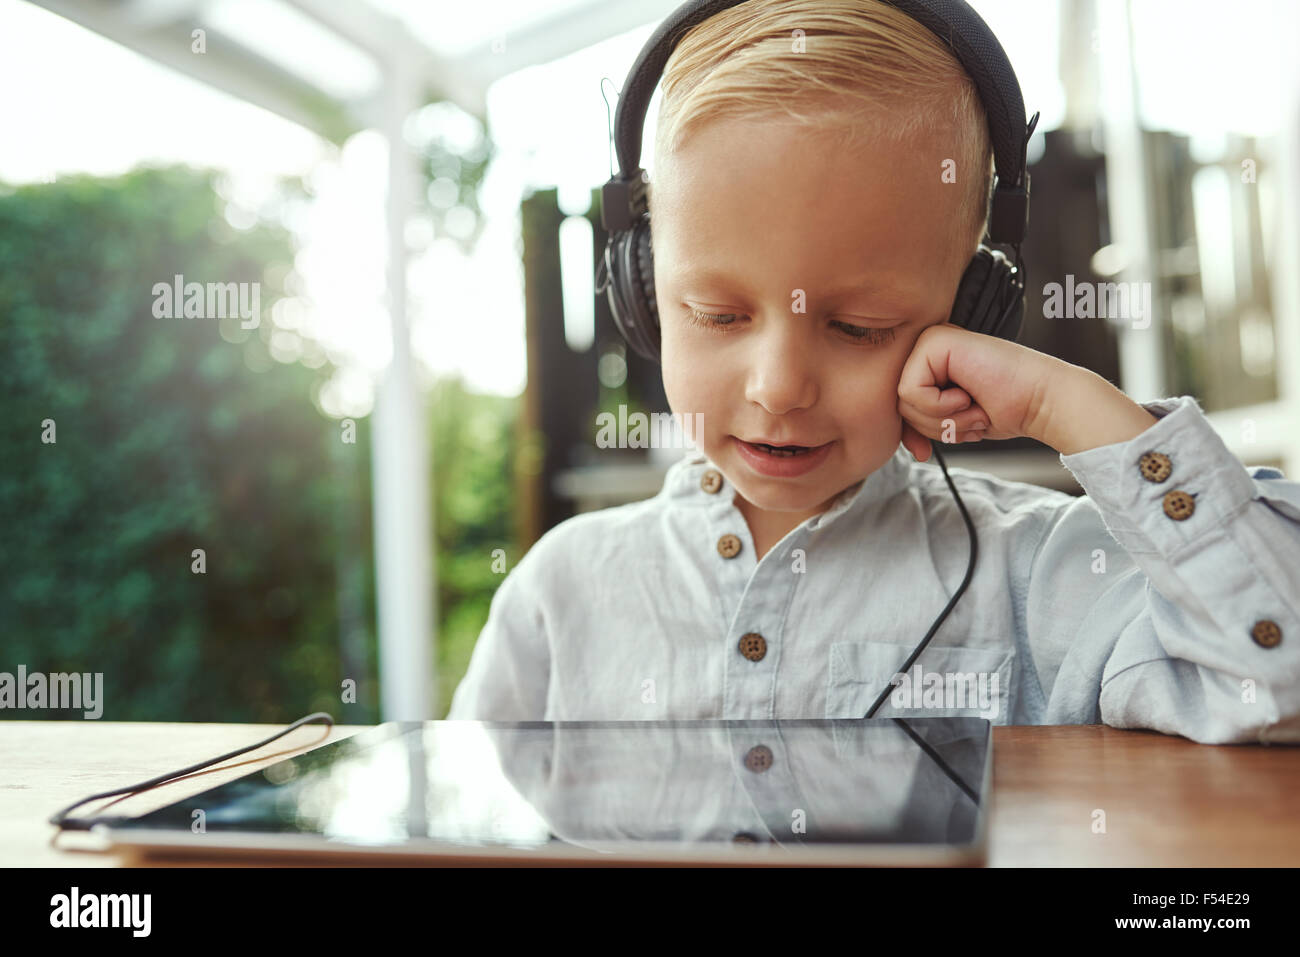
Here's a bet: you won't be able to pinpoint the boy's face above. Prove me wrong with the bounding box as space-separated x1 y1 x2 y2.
652 114 972 523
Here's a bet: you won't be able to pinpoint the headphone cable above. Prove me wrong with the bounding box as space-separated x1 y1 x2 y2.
863 441 978 718
48 711 335 831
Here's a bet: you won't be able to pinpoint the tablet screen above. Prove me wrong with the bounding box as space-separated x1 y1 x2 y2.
110 718 989 853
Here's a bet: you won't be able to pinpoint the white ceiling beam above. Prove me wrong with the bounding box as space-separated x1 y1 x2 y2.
447 0 678 94
117 0 202 29
35 0 364 139
35 0 672 135
281 0 488 117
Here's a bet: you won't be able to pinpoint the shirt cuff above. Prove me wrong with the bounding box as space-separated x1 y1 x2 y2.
1057 395 1258 555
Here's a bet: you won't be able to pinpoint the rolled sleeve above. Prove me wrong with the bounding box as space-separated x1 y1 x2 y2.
1051 394 1300 743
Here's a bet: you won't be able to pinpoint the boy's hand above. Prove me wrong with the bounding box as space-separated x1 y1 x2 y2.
896 323 1160 461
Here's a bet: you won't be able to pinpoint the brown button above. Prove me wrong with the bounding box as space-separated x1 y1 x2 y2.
738 632 767 662
717 533 742 558
732 831 760 844
1138 451 1172 483
1251 620 1282 648
700 469 723 494
1162 489 1196 520
744 745 773 773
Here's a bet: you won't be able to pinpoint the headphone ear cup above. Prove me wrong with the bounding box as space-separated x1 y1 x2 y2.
603 214 661 362
631 215 659 351
947 246 1024 342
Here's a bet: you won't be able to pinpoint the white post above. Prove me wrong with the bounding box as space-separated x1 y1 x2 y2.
371 44 436 720
1267 0 1300 476
1097 0 1164 402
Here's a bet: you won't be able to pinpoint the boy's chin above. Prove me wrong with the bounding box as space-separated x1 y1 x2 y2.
727 476 845 513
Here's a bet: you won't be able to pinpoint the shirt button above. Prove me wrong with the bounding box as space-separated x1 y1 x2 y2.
744 745 774 773
700 469 723 494
738 632 767 661
1138 451 1173 483
1251 620 1282 648
1162 489 1195 520
717 533 742 558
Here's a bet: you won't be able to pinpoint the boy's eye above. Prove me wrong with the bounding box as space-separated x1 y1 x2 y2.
685 308 896 346
832 321 897 346
686 307 740 329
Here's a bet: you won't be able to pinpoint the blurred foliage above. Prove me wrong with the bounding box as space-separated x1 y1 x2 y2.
0 166 380 722
413 101 519 715
0 157 519 724
409 101 496 255
427 376 520 717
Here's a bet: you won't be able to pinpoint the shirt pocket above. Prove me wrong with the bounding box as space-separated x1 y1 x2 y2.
826 641 1014 723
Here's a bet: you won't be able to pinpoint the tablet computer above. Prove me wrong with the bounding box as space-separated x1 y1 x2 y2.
99 717 992 866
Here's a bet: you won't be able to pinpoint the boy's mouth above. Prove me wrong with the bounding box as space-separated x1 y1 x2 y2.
732 436 835 477
746 442 814 457
738 437 829 457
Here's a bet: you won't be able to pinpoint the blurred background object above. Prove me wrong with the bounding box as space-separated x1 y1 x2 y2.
2 0 1296 719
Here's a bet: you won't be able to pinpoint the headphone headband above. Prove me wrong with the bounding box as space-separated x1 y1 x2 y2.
603 0 1037 243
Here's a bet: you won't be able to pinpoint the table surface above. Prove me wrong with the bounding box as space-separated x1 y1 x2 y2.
3 721 1297 867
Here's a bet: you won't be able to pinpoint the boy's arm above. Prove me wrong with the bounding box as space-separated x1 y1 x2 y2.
1025 395 1300 744
446 549 550 721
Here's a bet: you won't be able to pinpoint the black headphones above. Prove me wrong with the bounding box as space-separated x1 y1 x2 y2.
597 0 1040 363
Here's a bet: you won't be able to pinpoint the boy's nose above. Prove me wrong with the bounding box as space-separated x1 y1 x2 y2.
742 318 819 416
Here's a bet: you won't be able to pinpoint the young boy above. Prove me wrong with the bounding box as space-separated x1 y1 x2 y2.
448 0 1300 744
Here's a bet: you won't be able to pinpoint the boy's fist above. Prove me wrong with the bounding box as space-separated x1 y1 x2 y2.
896 322 1062 463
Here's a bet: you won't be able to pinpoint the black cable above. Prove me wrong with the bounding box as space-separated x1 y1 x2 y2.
600 76 618 180
892 718 979 804
863 441 978 718
48 711 334 831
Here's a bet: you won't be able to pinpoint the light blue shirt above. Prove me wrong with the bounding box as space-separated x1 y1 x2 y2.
448 396 1300 744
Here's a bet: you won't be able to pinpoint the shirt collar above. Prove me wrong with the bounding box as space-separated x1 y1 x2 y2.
665 444 913 529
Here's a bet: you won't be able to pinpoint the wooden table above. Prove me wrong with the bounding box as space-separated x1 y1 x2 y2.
3 722 1297 866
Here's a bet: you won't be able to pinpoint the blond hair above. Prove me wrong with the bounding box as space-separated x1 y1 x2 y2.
651 0 994 259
